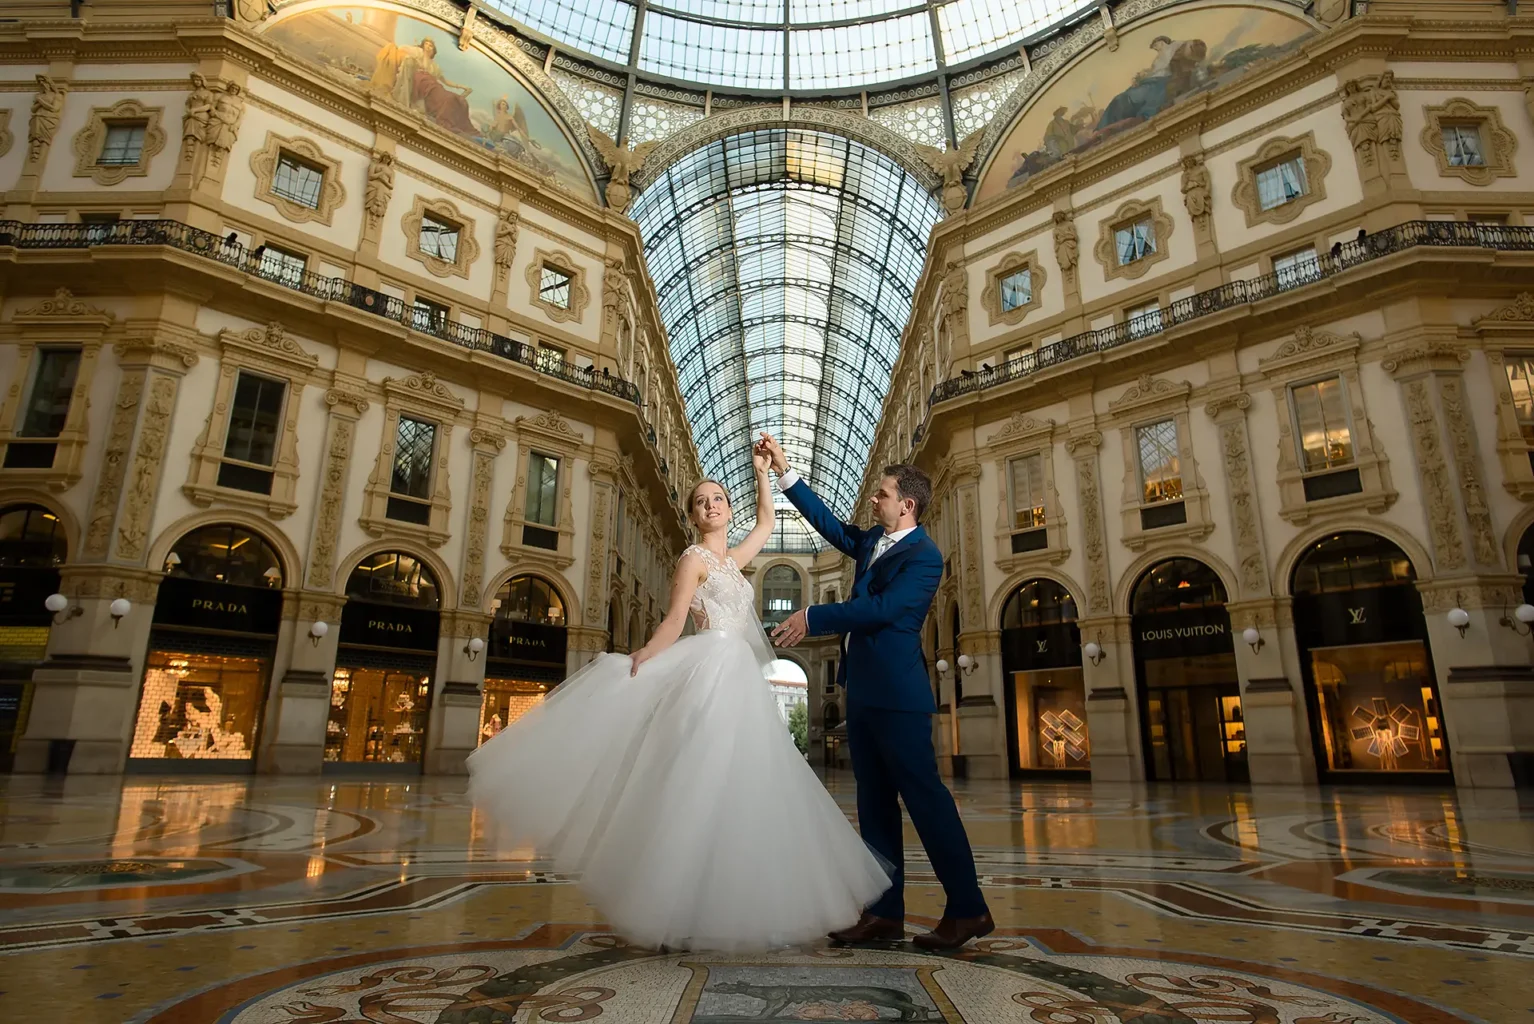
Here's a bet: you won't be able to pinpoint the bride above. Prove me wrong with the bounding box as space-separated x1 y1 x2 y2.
467 446 889 951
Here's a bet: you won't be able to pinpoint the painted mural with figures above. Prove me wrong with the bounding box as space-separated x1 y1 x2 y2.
263 3 594 196
976 5 1315 202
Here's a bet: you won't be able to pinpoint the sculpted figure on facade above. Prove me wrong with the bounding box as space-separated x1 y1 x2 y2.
1369 71 1402 161
183 73 215 162
587 125 657 214
918 131 982 215
1052 210 1078 276
494 208 519 274
205 82 245 167
364 151 395 231
28 74 67 164
1340 78 1377 166
1180 153 1211 231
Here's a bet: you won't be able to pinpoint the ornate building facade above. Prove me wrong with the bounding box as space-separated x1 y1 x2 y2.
855 1 1534 788
0 0 699 775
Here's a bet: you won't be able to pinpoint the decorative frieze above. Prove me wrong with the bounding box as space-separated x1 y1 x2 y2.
1204 394 1269 598
305 415 357 591
115 374 179 562
82 370 146 560
459 428 507 610
1066 431 1110 614
1402 378 1466 572
1438 375 1499 569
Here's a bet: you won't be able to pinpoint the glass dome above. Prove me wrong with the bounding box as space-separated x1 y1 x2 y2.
483 0 1092 92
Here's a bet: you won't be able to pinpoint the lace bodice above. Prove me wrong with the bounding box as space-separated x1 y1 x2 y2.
684 545 758 634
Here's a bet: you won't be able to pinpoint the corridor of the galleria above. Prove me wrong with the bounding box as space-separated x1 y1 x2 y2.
4 0 1534 1019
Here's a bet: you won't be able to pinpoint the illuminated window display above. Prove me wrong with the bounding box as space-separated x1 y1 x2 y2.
1291 532 1444 779
482 576 568 732
1000 579 1088 775
131 651 267 760
479 678 549 745
324 667 431 764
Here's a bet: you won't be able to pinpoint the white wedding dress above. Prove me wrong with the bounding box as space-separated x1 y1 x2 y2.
467 544 889 952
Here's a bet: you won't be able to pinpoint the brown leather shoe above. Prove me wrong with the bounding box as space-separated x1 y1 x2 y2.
911 911 994 951
827 912 905 944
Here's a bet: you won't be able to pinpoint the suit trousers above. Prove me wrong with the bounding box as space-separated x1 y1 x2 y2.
845 709 988 921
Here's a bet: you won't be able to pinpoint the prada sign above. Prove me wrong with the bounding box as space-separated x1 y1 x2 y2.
489 619 568 668
1293 586 1423 649
153 576 282 634
1001 622 1080 671
1133 607 1234 661
340 600 440 652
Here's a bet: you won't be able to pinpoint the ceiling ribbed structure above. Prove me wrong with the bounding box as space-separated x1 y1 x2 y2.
482 0 1090 92
630 129 942 551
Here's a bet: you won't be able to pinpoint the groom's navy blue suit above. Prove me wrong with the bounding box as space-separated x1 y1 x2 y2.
784 477 988 922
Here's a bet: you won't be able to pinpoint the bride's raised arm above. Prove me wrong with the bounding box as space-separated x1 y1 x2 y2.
629 548 709 676
727 447 776 565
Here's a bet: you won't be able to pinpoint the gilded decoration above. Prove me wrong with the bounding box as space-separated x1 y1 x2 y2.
916 130 983 216
526 248 590 324
981 251 1046 327
587 125 657 213
1230 132 1332 228
250 132 347 226
71 99 167 187
27 75 66 165
402 196 480 280
1093 197 1172 284
1420 98 1517 186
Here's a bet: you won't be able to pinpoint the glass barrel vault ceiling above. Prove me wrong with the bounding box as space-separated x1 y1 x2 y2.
631 129 943 551
482 0 1092 91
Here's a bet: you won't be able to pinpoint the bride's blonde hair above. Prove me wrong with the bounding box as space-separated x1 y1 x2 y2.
686 479 732 524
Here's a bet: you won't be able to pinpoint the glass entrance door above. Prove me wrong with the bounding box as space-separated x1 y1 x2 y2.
1140 652 1247 782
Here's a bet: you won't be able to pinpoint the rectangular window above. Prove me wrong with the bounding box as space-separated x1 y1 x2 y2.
1274 246 1321 290
1114 218 1156 265
17 348 82 438
1126 302 1162 339
1256 154 1308 210
999 267 1032 311
97 122 147 166
539 265 573 309
1007 453 1046 530
258 245 307 286
222 371 286 471
1004 347 1028 365
419 214 460 262
390 416 436 500
1442 124 1485 166
1136 419 1183 504
525 452 560 527
411 297 449 333
1290 376 1354 472
271 152 325 209
536 344 566 372
1506 355 1534 444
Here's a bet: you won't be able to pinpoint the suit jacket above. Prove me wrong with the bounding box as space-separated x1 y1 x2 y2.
784 479 941 716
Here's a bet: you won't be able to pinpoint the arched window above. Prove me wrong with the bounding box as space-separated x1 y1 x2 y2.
761 564 802 627
1131 558 1227 615
1001 578 1077 629
345 551 438 609
492 574 565 626
0 504 66 567
166 524 283 588
823 702 842 730
1292 532 1415 595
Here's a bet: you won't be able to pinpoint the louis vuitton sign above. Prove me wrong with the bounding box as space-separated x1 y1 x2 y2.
1132 607 1234 661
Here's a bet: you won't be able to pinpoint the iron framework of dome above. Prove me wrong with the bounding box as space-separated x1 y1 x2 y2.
630 129 942 552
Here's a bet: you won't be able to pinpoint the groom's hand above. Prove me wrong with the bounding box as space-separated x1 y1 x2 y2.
771 608 809 647
757 432 788 475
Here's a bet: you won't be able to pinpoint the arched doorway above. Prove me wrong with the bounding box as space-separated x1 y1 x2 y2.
328 551 441 772
480 574 568 745
0 504 67 772
1000 579 1087 777
1131 558 1247 783
129 524 285 771
761 564 802 629
1291 532 1446 780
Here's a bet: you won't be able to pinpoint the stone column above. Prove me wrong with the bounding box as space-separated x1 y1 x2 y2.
952 465 1003 779
580 456 620 661
566 627 608 673
260 592 345 774
428 610 492 775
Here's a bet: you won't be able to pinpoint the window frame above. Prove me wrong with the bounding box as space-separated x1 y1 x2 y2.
70 99 166 186
1094 197 1172 283
525 248 590 323
987 414 1070 570
1422 98 1517 186
981 249 1046 325
250 132 347 225
1287 373 1357 475
1232 132 1332 228
501 410 580 568
403 196 480 279
1108 375 1214 549
97 122 148 167
359 372 464 547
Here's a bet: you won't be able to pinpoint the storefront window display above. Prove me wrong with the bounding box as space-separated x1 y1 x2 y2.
1000 579 1088 774
477 575 568 747
326 667 432 764
478 678 549 744
131 651 268 760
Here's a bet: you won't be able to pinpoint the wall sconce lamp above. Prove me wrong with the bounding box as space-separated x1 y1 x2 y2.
308 620 329 647
1500 603 1534 637
1242 627 1265 654
1446 594 1471 638
163 551 182 572
464 637 485 662
43 592 82 625
109 598 132 627
934 654 978 677
1083 634 1106 667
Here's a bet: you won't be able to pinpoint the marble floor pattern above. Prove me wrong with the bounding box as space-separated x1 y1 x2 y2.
1 775 1532 1022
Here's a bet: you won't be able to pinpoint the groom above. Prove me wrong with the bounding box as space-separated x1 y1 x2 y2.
759 433 992 950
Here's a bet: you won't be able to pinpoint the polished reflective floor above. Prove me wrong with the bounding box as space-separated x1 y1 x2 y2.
1 774 1531 1022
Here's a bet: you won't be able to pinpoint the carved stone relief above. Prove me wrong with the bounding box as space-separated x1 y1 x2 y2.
1208 398 1269 597
1067 432 1110 614
27 74 66 165
306 416 357 591
1403 379 1465 572
116 374 180 562
1438 375 1499 568
82 370 146 560
460 429 506 610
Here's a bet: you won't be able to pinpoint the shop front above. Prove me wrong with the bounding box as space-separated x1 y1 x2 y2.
1000 579 1089 778
327 551 441 772
1291 532 1447 781
128 525 284 772
1131 558 1247 783
0 505 66 772
480 574 567 744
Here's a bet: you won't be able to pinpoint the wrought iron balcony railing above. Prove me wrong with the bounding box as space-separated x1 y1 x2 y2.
0 219 642 405
929 220 1534 407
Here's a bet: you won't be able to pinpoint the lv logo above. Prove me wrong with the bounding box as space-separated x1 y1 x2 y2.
1347 607 1367 625
1035 639 1049 653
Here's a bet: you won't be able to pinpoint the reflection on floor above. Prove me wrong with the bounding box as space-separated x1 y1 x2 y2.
1 775 1531 1022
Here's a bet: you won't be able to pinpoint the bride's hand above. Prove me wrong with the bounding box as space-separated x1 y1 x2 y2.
752 446 771 475
630 643 661 677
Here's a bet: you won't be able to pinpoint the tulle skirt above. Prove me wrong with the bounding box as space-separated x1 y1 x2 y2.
466 629 889 952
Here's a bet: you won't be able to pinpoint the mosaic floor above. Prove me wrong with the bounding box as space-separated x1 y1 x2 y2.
1 774 1531 1022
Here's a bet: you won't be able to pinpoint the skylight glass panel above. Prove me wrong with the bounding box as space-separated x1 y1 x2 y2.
937 0 1088 65
484 0 637 64
658 0 786 23
789 12 934 90
640 11 785 90
790 0 920 22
